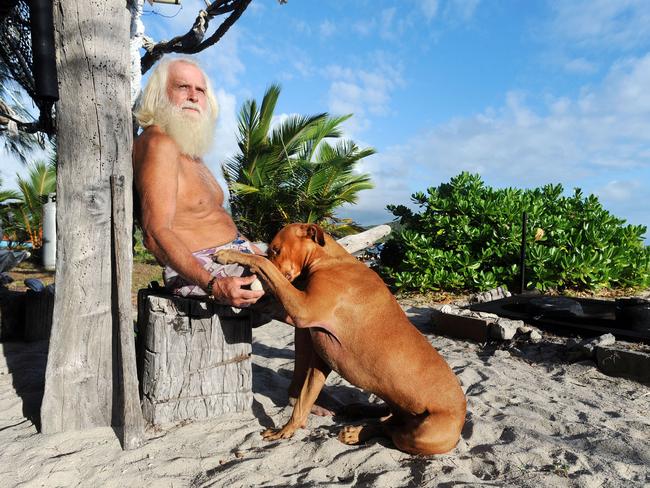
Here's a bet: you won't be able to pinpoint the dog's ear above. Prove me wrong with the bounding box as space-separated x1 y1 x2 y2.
304 224 325 246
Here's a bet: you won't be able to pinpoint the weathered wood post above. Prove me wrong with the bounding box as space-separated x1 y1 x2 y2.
41 0 134 433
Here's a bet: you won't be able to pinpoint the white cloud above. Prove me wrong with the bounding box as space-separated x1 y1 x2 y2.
142 0 203 40
206 88 239 190
547 0 650 50
319 20 336 38
420 0 439 21
344 52 650 227
0 153 28 191
196 28 245 87
380 7 397 30
353 18 376 36
563 57 599 75
443 0 480 22
247 1 267 16
0 144 50 191
594 176 650 235
325 60 404 136
597 179 640 202
294 19 312 36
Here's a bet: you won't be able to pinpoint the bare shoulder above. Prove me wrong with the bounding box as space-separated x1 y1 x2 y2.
133 126 180 171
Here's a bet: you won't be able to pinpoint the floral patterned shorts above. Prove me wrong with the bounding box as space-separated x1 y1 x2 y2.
163 233 255 298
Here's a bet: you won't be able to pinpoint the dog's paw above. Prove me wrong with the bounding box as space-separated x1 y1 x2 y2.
212 249 241 265
338 425 363 445
261 425 296 441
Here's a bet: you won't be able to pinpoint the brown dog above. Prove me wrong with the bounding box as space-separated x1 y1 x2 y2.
215 223 466 455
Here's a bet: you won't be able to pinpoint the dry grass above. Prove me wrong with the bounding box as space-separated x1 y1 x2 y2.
6 258 163 305
5 260 55 290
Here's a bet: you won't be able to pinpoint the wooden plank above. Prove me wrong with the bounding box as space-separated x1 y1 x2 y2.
111 175 144 450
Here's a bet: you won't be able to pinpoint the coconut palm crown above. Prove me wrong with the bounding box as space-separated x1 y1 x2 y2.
222 84 375 243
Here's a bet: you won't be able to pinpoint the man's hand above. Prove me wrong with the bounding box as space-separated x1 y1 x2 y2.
211 275 264 308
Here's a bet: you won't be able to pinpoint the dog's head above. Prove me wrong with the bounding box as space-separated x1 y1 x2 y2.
267 223 326 281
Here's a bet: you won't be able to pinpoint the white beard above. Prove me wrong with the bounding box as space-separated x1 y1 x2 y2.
156 101 216 159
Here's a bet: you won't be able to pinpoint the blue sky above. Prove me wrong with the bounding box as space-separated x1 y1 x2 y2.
3 0 650 239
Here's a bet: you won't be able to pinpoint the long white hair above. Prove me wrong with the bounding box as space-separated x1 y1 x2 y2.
134 56 219 128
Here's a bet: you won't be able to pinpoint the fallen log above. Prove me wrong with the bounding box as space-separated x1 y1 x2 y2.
336 224 391 254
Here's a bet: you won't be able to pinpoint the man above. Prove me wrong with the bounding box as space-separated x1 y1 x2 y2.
133 56 264 306
132 56 333 414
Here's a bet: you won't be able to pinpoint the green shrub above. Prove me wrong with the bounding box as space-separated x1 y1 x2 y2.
382 172 650 293
133 227 157 264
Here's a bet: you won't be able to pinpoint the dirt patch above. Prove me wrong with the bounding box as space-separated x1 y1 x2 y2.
5 261 55 291
6 258 163 305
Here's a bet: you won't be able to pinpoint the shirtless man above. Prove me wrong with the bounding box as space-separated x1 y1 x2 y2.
132 56 332 414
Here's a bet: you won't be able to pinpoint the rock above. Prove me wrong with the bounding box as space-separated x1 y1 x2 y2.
469 286 512 304
517 325 532 334
456 308 475 317
437 304 460 315
529 330 542 343
473 311 500 320
490 319 518 340
567 333 616 357
494 349 511 358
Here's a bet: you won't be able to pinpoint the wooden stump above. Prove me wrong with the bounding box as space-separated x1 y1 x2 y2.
137 291 253 425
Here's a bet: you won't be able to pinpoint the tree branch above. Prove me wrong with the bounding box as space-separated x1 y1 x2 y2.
0 100 53 135
140 0 252 74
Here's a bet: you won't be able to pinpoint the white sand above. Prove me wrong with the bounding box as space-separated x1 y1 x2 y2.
1 305 649 487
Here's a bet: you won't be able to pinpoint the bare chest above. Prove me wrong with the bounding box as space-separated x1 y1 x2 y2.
177 159 224 212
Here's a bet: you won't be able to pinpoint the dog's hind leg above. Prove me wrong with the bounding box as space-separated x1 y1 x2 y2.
387 411 464 455
338 413 393 445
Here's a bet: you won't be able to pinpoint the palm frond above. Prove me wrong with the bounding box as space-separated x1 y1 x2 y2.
226 86 374 241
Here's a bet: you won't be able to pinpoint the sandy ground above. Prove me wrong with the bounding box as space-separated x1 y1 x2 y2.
1 305 649 488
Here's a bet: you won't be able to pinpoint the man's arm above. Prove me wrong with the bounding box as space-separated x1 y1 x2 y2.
134 131 263 307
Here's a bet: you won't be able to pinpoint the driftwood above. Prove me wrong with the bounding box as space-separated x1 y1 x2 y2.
137 291 253 426
336 224 391 254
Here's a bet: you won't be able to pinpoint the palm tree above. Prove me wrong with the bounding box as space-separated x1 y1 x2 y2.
0 176 21 243
222 84 374 242
11 160 56 247
0 62 45 164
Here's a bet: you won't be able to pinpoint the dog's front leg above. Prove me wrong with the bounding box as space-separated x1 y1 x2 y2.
262 354 331 441
214 250 310 322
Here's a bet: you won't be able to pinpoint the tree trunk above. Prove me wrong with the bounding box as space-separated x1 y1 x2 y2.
137 292 253 426
41 0 133 433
